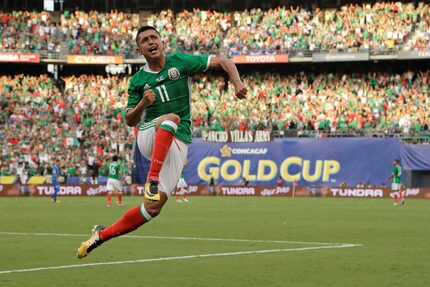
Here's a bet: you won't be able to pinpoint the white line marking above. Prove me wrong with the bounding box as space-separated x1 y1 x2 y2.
0 244 361 275
0 231 350 246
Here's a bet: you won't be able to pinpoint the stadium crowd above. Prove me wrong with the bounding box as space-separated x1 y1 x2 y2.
150 3 430 55
0 11 61 54
1 2 429 55
1 69 429 179
0 74 133 183
61 10 140 55
191 70 430 134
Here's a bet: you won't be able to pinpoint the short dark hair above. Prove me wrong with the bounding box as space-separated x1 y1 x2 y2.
136 25 160 44
394 159 399 164
112 155 118 162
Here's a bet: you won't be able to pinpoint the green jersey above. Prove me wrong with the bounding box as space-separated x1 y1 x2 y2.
127 53 211 144
392 165 402 184
108 162 121 180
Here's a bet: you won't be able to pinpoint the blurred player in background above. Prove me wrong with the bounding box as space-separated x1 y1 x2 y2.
77 25 247 258
388 159 404 206
50 158 61 203
176 160 189 203
106 155 123 207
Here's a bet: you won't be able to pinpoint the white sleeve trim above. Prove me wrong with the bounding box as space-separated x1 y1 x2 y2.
203 55 213 72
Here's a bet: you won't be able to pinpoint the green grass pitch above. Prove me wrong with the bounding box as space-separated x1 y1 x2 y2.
0 196 429 287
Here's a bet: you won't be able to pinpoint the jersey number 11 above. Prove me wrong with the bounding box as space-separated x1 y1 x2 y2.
156 85 170 102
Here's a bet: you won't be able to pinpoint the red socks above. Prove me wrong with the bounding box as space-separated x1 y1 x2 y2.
107 193 112 206
394 193 399 203
99 205 146 242
107 193 123 206
148 126 176 181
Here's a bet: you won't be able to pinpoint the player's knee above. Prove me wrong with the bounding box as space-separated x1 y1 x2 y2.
165 113 180 125
145 203 163 218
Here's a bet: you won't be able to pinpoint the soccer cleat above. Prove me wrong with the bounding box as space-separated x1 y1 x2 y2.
182 198 189 203
401 200 405 205
393 202 399 206
144 180 160 202
76 225 105 259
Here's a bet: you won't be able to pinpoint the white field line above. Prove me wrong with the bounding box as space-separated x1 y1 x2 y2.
0 244 361 275
0 231 353 246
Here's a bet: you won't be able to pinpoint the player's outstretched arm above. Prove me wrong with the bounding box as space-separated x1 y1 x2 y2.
125 89 156 127
209 57 247 99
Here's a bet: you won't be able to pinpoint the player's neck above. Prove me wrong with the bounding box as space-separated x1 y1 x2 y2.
146 56 166 72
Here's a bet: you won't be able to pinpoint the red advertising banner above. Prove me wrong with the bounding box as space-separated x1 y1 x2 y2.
67 55 124 64
232 54 288 64
1 184 429 199
0 53 40 63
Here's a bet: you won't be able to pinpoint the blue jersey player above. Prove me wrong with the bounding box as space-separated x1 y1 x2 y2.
51 159 61 203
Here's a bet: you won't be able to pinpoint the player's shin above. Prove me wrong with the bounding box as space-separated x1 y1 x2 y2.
118 192 123 206
107 192 112 207
99 205 149 242
394 193 399 203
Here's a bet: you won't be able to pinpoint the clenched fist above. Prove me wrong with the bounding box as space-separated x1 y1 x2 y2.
234 80 247 99
142 89 156 105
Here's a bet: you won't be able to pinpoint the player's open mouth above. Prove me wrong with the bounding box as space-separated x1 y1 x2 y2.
148 46 158 54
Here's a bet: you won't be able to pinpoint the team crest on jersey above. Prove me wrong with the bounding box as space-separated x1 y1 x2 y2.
168 68 180 80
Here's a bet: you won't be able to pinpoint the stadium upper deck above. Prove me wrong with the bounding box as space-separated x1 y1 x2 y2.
0 2 429 59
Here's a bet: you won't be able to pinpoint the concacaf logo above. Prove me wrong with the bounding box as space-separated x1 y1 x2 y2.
220 145 232 157
168 68 180 80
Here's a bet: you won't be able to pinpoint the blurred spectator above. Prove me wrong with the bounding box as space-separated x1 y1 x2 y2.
277 176 284 187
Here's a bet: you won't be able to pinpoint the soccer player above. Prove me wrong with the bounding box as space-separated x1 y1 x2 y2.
106 155 123 207
388 159 404 206
50 159 61 203
176 160 189 203
76 25 247 258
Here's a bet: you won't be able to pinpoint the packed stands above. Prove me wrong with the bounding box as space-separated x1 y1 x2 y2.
0 11 61 54
61 10 139 55
1 3 429 56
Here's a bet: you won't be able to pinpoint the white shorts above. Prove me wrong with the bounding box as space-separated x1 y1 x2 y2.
177 178 187 188
107 178 122 192
391 183 401 191
137 127 188 197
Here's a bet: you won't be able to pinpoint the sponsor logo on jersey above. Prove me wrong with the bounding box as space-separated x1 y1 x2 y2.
144 83 150 90
156 76 164 82
168 68 180 80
